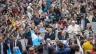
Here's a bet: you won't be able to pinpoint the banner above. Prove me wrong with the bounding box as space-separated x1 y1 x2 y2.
30 30 41 46
8 47 11 54
14 47 21 54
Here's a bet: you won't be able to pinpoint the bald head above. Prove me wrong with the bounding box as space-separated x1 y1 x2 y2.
48 28 52 33
71 21 75 26
61 31 66 36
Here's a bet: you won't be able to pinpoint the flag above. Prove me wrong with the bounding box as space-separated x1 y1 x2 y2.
14 47 21 54
8 47 11 54
10 19 15 26
10 19 19 29
30 30 41 46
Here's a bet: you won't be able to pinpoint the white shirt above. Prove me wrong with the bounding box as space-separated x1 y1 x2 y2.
67 24 80 34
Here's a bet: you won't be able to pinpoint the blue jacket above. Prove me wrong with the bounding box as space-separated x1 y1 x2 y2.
56 48 71 54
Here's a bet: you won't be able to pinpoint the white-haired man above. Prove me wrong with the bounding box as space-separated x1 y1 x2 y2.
67 20 81 35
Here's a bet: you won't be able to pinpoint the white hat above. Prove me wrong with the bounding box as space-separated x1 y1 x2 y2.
29 3 32 6
27 6 31 10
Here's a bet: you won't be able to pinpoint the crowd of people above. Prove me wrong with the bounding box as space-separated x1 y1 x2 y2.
0 0 96 54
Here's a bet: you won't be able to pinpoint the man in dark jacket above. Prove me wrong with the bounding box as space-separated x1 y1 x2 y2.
33 14 41 26
37 44 48 54
80 13 90 30
56 42 71 54
10 36 22 53
58 31 69 40
44 28 55 40
23 27 33 50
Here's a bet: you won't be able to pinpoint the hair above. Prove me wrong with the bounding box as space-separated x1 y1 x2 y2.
48 47 56 54
74 39 77 44
57 42 64 49
37 44 43 53
86 50 91 54
22 50 27 54
75 45 80 52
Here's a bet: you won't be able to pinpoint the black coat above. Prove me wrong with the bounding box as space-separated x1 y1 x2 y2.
44 32 55 40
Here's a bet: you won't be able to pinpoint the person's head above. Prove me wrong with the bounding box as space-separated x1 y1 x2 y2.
35 14 39 18
73 39 77 45
48 47 55 54
40 22 43 27
75 45 80 52
31 24 35 30
86 23 91 29
57 42 64 49
71 20 75 26
27 26 31 31
0 34 3 42
86 50 91 54
37 25 40 29
74 14 77 18
48 28 52 33
89 10 93 15
29 47 35 54
82 13 86 18
22 50 27 54
37 45 43 53
61 31 66 36
86 37 91 41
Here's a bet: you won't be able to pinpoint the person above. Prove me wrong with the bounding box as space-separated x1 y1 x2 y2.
28 47 36 54
33 14 41 26
10 36 22 53
84 23 92 38
39 22 46 33
0 34 8 54
80 13 90 30
87 11 94 22
22 50 28 54
44 28 55 40
24 27 33 49
48 47 56 54
82 37 93 54
75 45 83 54
56 41 71 54
67 20 80 34
37 44 48 54
58 31 69 40
59 18 68 29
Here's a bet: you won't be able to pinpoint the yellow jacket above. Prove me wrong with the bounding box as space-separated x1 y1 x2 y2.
82 41 93 54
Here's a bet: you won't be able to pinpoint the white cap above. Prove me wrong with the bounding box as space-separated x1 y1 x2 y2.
29 3 32 6
27 6 31 10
